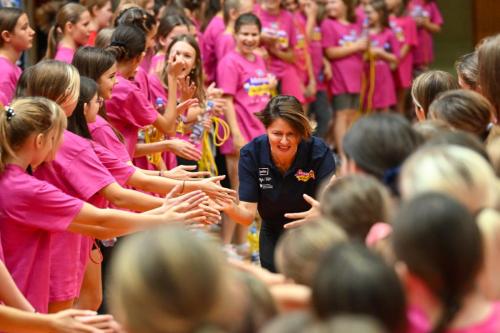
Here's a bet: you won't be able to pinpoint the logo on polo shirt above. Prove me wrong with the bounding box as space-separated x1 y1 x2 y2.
295 169 315 182
258 167 273 189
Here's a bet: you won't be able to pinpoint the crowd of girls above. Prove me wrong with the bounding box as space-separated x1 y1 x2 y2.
1 0 500 333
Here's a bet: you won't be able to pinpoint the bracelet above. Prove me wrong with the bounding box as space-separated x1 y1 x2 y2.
181 180 185 193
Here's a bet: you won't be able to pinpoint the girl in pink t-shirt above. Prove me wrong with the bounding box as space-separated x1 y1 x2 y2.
387 0 418 114
255 0 305 103
321 0 367 154
46 3 91 63
393 193 500 333
202 13 225 84
0 8 34 106
0 97 206 313
408 0 443 70
104 25 196 161
362 0 399 112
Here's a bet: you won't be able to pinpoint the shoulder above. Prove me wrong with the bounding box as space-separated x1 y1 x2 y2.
305 136 332 161
241 135 268 158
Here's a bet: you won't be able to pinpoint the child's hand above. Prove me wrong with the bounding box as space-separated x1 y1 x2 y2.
305 79 317 98
323 61 333 81
209 98 227 116
167 54 187 78
178 76 196 101
177 98 198 116
207 82 224 99
355 37 369 52
370 46 384 58
304 0 318 19
166 138 201 160
268 73 278 90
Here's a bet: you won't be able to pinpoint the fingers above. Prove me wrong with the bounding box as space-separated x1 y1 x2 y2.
303 194 319 206
165 184 182 200
283 219 308 229
177 165 197 171
60 309 98 318
284 211 308 220
186 171 211 178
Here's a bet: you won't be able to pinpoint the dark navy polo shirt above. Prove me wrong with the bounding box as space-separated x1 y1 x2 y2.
238 135 336 232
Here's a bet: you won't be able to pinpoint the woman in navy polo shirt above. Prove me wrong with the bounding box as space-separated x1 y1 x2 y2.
222 95 335 271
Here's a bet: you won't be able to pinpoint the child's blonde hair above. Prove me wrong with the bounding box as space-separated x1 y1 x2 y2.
109 227 231 333
477 209 500 300
411 70 459 119
0 97 66 172
275 219 347 286
401 145 499 213
487 137 500 177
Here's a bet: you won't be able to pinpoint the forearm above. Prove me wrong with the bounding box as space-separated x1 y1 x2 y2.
110 187 163 212
423 20 441 33
134 141 170 157
0 263 34 312
376 50 398 64
325 44 360 60
223 203 255 226
158 75 179 135
399 44 411 59
126 170 179 195
223 97 242 136
271 48 295 63
0 307 53 333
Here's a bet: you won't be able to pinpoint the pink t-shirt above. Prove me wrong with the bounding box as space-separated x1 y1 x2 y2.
105 73 159 158
214 33 236 71
88 115 131 163
255 5 297 78
202 15 225 84
149 53 165 76
355 5 367 26
407 302 500 333
0 164 83 313
34 130 116 302
217 51 271 145
321 18 363 95
134 66 152 101
0 56 22 106
292 12 309 84
408 0 443 66
54 46 75 64
92 142 135 186
303 16 326 91
390 15 418 89
365 28 399 109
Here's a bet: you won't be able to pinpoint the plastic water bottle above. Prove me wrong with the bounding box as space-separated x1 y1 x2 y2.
247 225 260 265
101 238 117 247
189 100 214 144
155 97 166 114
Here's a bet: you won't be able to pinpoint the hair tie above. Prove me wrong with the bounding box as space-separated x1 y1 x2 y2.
5 106 15 121
110 40 127 48
382 166 401 186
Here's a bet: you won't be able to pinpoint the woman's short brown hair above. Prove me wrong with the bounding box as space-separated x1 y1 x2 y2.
256 95 312 140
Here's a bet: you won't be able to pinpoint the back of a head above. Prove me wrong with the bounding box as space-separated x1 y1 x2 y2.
312 243 407 333
109 227 229 333
343 113 423 194
425 130 490 162
95 27 115 48
411 70 459 115
401 145 498 213
320 175 392 240
412 119 452 141
275 219 347 286
478 33 500 121
107 24 146 61
308 315 388 333
429 89 493 139
24 60 80 106
455 52 479 90
393 193 483 333
260 311 312 333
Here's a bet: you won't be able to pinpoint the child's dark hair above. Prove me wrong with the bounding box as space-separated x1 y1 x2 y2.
73 46 116 83
393 0 410 17
163 34 205 104
369 0 390 29
106 24 146 61
114 6 156 33
393 192 483 333
0 7 24 47
67 76 98 140
157 14 191 41
343 113 423 195
429 89 494 141
235 13 262 33
223 0 241 25
478 34 500 121
455 52 478 90
320 175 392 241
312 242 407 333
341 0 357 23
201 0 222 31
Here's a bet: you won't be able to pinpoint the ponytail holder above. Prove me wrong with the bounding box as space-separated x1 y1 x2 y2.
382 166 401 186
110 40 126 47
5 106 15 121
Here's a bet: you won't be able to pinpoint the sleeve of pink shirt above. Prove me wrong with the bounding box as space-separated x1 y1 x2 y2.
124 88 160 128
429 3 444 26
19 180 84 231
89 118 132 163
321 20 338 49
405 17 419 47
286 12 298 48
388 30 401 59
61 145 117 201
92 142 135 186
217 54 239 96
